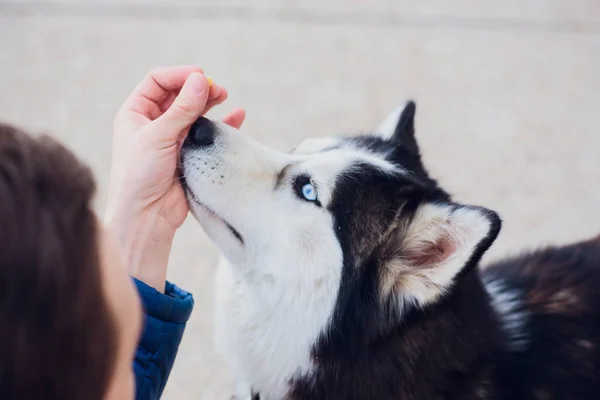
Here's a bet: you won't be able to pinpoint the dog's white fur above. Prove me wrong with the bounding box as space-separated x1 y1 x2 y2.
182 107 494 399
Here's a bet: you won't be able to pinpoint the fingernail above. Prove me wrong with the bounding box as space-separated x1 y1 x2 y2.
209 84 221 99
188 72 208 97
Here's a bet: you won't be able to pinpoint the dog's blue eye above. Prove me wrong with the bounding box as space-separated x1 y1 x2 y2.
301 182 318 201
294 175 321 206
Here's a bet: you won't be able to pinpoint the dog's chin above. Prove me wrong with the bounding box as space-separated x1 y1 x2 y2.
184 188 244 246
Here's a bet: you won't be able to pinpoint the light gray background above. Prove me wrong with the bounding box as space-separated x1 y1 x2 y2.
1 1 599 398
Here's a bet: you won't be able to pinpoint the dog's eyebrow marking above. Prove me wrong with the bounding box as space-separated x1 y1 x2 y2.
274 162 298 189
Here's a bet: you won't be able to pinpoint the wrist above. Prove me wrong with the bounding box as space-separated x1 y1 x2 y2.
104 207 175 293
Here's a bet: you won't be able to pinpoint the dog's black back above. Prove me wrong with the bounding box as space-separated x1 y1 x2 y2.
484 234 600 399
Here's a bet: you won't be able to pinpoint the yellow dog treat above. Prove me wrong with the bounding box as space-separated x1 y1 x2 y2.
207 77 213 87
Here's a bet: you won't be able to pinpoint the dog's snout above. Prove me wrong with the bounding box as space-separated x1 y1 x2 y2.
186 116 215 147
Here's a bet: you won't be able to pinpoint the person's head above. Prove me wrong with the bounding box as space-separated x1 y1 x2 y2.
0 124 142 399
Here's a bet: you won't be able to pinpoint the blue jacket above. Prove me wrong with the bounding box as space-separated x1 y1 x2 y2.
133 279 194 400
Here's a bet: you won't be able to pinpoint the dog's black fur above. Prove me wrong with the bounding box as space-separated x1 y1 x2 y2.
271 103 600 399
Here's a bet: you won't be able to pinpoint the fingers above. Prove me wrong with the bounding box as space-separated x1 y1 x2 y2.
203 86 229 115
158 82 222 114
135 66 203 103
208 83 222 101
152 72 211 140
158 91 178 113
121 65 241 145
222 108 246 129
122 66 203 116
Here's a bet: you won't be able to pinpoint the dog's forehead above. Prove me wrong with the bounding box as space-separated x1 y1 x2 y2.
293 134 395 156
298 146 397 180
293 136 342 155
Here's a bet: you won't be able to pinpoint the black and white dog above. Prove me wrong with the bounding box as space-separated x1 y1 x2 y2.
181 102 600 399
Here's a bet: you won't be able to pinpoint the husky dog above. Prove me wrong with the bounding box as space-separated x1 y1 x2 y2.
181 103 600 400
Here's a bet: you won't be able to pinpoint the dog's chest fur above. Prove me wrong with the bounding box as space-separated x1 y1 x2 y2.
215 258 340 399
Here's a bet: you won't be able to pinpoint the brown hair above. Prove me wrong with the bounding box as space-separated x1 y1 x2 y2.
0 124 117 399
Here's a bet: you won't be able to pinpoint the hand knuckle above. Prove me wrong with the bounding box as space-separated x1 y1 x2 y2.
171 101 195 116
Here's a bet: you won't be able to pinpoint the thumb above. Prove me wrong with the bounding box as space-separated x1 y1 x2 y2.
154 72 210 139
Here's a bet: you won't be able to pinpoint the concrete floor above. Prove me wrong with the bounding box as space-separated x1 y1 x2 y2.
1 1 599 398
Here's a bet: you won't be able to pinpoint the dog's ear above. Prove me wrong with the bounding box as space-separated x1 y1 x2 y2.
376 101 419 154
379 202 501 309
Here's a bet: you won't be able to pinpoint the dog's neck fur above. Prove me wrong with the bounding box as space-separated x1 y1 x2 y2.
215 256 342 400
284 268 503 400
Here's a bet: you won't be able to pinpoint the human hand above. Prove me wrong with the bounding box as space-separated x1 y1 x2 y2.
105 66 245 292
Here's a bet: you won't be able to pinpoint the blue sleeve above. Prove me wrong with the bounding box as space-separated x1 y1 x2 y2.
132 278 194 400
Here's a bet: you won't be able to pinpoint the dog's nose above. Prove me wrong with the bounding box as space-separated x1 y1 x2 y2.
187 116 215 147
